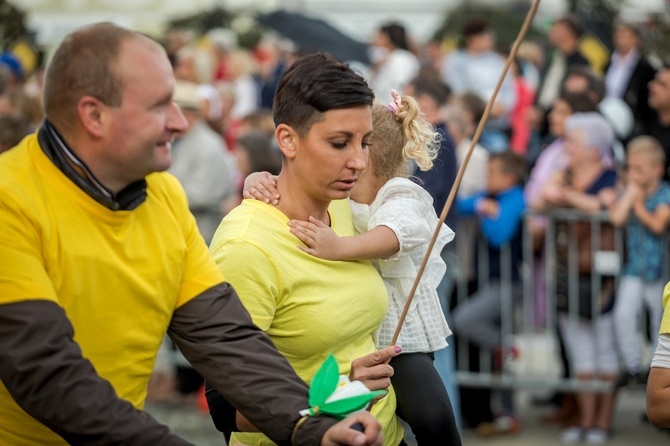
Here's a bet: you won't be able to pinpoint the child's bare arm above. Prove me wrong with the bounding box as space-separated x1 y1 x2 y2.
288 217 399 261
633 201 670 235
608 185 639 226
243 171 280 205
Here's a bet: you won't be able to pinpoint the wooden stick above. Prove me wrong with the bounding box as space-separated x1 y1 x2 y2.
390 0 542 346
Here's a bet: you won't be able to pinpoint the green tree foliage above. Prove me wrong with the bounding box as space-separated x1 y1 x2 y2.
646 14 670 65
432 2 545 50
0 0 27 49
167 7 262 50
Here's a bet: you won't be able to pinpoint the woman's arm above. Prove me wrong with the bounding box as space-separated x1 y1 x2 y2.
289 217 399 261
532 171 566 210
562 187 605 212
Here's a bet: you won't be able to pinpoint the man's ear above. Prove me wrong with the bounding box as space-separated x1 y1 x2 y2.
275 123 299 159
77 95 106 138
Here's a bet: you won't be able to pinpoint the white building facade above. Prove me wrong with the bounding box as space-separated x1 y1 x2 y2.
20 0 668 48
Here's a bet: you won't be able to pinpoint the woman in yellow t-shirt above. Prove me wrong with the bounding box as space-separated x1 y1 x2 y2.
208 53 405 446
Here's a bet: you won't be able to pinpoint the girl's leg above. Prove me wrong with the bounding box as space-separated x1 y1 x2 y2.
613 276 643 374
390 352 462 446
433 345 461 430
452 283 502 350
575 380 596 429
644 280 666 354
593 314 619 431
593 379 618 430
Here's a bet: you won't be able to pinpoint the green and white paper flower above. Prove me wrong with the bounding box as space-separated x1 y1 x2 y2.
299 354 386 420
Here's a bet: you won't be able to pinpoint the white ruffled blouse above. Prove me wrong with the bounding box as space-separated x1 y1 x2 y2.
350 178 455 352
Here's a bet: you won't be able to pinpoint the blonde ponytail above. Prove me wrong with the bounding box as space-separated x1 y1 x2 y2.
370 95 440 180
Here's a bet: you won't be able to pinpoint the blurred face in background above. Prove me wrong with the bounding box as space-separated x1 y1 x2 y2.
649 68 670 113
415 93 440 125
548 99 572 137
486 158 514 194
235 143 251 176
613 24 639 55
370 31 392 65
549 21 577 54
627 151 663 189
466 31 494 53
564 129 596 167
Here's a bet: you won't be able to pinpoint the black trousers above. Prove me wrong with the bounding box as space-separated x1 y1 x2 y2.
390 352 462 446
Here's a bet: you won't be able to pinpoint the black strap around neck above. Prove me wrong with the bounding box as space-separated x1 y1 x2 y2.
38 120 147 211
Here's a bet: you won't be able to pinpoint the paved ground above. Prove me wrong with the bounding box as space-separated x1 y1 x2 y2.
145 385 669 445
145 332 669 445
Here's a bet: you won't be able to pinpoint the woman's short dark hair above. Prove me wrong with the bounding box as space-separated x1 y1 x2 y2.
408 75 451 107
272 52 374 137
379 23 411 51
462 18 491 38
490 152 526 184
554 14 583 39
237 130 281 175
558 91 598 114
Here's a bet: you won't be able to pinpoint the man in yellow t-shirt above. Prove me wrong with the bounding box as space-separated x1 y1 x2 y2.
647 281 670 427
0 23 383 446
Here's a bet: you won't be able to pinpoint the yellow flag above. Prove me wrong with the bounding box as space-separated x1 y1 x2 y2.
9 37 39 77
579 33 610 75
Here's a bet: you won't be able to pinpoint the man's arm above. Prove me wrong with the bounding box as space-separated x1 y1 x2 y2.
0 300 190 445
168 283 338 446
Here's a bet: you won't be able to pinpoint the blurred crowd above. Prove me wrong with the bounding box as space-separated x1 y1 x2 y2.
3 10 670 444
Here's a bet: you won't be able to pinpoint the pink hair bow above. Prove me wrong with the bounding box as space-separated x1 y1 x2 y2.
386 89 403 113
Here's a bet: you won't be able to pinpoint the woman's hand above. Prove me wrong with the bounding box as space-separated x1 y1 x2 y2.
349 346 402 395
243 171 280 205
288 217 343 260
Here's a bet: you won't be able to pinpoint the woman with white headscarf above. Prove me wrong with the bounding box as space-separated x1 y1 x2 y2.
536 113 619 444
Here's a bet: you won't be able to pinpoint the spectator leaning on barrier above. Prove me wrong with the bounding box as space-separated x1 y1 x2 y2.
609 136 670 387
537 113 619 444
453 151 527 436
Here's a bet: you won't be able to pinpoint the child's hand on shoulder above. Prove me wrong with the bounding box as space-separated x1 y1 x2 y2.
243 171 280 205
288 216 343 260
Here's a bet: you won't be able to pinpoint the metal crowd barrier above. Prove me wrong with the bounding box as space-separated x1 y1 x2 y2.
450 209 669 393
